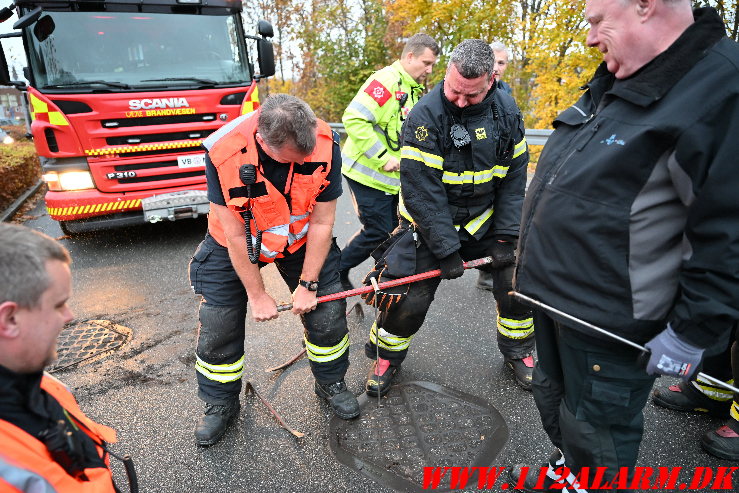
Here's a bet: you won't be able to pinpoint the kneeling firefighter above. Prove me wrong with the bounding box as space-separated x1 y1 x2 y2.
189 94 358 447
362 40 535 395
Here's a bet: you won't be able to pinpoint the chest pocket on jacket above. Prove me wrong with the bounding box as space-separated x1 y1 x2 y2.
290 162 329 216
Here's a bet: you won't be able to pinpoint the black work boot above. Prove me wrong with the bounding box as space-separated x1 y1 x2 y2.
476 270 495 291
652 380 732 417
700 415 739 461
505 355 535 391
365 357 400 397
339 270 355 292
194 400 240 446
315 379 360 419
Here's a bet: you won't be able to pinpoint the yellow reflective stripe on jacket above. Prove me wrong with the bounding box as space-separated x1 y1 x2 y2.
398 194 413 223
363 139 385 159
342 152 400 188
497 316 534 339
370 323 412 352
346 100 377 124
401 145 443 170
195 355 245 383
692 377 735 401
304 334 349 363
731 401 739 421
454 205 494 236
401 194 493 236
513 137 527 159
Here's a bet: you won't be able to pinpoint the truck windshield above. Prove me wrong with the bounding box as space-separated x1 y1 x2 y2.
27 12 251 90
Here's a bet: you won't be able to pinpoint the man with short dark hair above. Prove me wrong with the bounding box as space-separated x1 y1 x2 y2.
339 34 439 290
0 223 122 492
513 0 739 490
362 39 535 396
191 93 358 446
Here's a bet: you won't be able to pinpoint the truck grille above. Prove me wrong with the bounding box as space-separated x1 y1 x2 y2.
102 113 217 128
118 170 203 184
106 129 215 146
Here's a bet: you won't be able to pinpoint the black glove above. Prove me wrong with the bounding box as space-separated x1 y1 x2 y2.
439 251 465 280
489 240 515 269
643 325 704 381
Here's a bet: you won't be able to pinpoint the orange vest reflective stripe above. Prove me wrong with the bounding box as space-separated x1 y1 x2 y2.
206 112 334 263
0 374 117 492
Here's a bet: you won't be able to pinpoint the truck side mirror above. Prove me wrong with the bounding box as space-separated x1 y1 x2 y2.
33 15 54 42
0 6 14 23
12 5 41 29
256 38 275 78
257 20 273 39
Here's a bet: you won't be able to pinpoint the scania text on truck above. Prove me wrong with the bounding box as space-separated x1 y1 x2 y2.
0 0 275 233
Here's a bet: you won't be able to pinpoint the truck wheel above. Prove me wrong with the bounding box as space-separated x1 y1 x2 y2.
59 220 75 236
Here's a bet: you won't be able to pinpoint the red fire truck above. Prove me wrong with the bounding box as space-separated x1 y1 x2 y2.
0 0 275 233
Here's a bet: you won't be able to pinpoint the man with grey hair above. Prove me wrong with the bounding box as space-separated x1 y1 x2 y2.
339 33 439 292
191 93 359 446
490 40 512 95
513 0 739 490
361 39 535 396
0 223 123 491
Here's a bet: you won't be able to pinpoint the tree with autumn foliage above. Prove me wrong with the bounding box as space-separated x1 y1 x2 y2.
255 0 737 129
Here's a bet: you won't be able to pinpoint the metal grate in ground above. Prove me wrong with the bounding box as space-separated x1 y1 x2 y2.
329 381 509 492
48 320 131 373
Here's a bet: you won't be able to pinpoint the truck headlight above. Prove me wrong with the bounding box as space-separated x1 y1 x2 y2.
43 171 95 191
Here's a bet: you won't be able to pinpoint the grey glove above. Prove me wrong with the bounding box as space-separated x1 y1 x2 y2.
644 325 704 380
489 240 515 269
439 251 464 280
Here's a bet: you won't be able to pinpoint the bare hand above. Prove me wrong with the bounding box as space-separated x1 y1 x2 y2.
382 157 400 172
291 286 318 315
249 293 278 322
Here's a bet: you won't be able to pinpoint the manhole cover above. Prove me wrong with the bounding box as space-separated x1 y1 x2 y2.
48 320 131 373
329 381 509 492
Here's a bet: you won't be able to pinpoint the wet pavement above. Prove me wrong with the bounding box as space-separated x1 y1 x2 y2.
17 178 736 492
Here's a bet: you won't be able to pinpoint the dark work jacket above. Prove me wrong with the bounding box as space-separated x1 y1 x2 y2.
515 8 739 349
399 80 528 259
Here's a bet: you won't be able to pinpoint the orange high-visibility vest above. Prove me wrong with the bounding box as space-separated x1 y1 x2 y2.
206 112 334 262
0 374 118 492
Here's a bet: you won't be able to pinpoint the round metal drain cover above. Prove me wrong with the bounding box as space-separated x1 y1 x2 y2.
329 381 509 492
48 320 131 373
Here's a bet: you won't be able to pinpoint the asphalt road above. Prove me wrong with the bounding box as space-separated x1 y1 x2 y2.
17 179 736 493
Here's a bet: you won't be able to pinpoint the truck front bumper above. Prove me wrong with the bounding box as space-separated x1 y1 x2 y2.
46 185 210 223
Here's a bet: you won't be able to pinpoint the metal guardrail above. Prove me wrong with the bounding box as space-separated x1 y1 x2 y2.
328 123 552 146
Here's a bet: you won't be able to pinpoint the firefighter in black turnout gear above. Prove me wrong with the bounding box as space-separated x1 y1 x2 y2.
362 40 534 395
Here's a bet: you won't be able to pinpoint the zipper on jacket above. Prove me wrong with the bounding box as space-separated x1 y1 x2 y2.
518 115 596 265
547 121 599 185
576 122 601 151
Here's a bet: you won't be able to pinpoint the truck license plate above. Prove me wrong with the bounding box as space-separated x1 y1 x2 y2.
177 153 205 168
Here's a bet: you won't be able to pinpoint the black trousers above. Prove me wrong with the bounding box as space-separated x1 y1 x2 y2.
364 225 534 365
189 234 348 404
532 311 657 493
339 177 399 273
696 323 738 427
